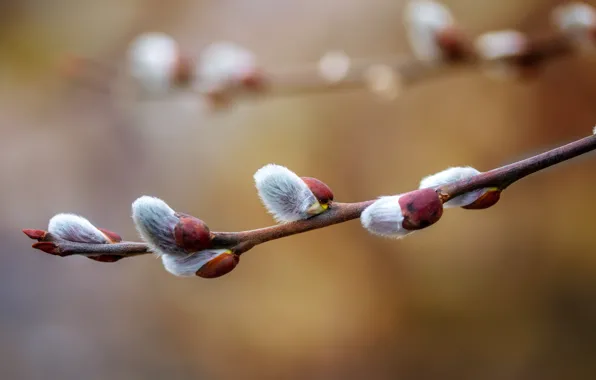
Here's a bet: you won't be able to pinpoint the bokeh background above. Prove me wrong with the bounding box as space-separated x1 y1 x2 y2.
2 0 596 379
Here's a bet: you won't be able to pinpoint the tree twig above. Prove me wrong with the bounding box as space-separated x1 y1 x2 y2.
24 134 596 257
63 28 585 101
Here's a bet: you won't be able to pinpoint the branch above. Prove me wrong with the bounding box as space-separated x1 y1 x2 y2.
60 2 596 105
24 134 596 260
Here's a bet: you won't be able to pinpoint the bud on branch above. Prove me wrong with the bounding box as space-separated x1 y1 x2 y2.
22 133 596 279
61 2 596 108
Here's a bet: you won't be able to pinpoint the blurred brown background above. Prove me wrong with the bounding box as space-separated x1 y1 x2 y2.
2 0 596 379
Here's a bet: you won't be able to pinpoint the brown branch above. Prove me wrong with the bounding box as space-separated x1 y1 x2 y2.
63 29 584 100
260 32 575 97
24 134 596 257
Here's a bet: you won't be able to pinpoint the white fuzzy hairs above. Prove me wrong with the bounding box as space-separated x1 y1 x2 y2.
419 166 486 208
131 196 188 258
48 214 110 244
130 196 230 277
254 164 320 223
128 32 179 94
552 2 596 33
161 249 230 277
360 196 411 238
197 42 257 94
404 0 454 61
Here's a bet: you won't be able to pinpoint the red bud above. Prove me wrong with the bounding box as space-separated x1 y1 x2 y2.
173 54 194 87
196 252 239 279
436 26 469 62
23 229 47 240
399 188 444 230
97 228 122 243
87 255 125 263
32 241 60 255
240 69 266 91
301 177 334 205
174 213 212 252
462 189 501 210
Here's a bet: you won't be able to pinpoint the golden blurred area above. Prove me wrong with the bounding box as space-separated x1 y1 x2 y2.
1 0 596 379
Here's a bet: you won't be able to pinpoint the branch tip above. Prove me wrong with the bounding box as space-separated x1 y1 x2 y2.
23 229 47 240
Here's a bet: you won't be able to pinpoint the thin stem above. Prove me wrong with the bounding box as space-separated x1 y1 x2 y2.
68 31 579 99
438 134 596 201
211 201 375 253
24 134 596 257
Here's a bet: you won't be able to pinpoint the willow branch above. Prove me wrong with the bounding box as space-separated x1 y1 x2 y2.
25 134 596 257
257 32 574 98
62 28 585 102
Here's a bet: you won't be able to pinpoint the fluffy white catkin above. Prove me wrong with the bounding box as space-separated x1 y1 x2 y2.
552 2 596 32
48 214 110 243
131 196 186 257
360 196 411 238
419 166 486 208
196 42 256 93
254 164 319 223
404 0 454 61
161 249 230 277
128 32 179 94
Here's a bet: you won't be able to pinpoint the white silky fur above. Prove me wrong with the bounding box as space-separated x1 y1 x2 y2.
128 32 179 94
404 0 454 61
161 249 230 277
48 214 110 243
196 42 256 94
131 196 186 257
419 166 486 208
474 30 526 60
254 164 319 223
360 196 411 238
552 3 596 33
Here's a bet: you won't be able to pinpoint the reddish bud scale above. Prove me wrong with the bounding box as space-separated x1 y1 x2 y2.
436 27 470 62
506 41 545 79
174 213 212 252
173 54 194 87
206 92 232 108
87 255 125 263
32 241 60 255
23 229 47 240
97 228 122 243
240 69 266 92
301 177 334 205
399 188 444 230
462 189 501 210
196 253 239 279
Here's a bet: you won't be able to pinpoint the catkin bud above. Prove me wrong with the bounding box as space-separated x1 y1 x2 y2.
404 0 462 62
419 166 498 208
173 213 212 252
474 30 533 79
461 188 501 210
361 189 443 238
127 32 191 94
130 196 235 278
552 2 596 49
318 51 351 83
131 196 186 257
161 249 239 278
254 164 332 223
48 214 111 244
27 216 125 262
196 42 262 105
